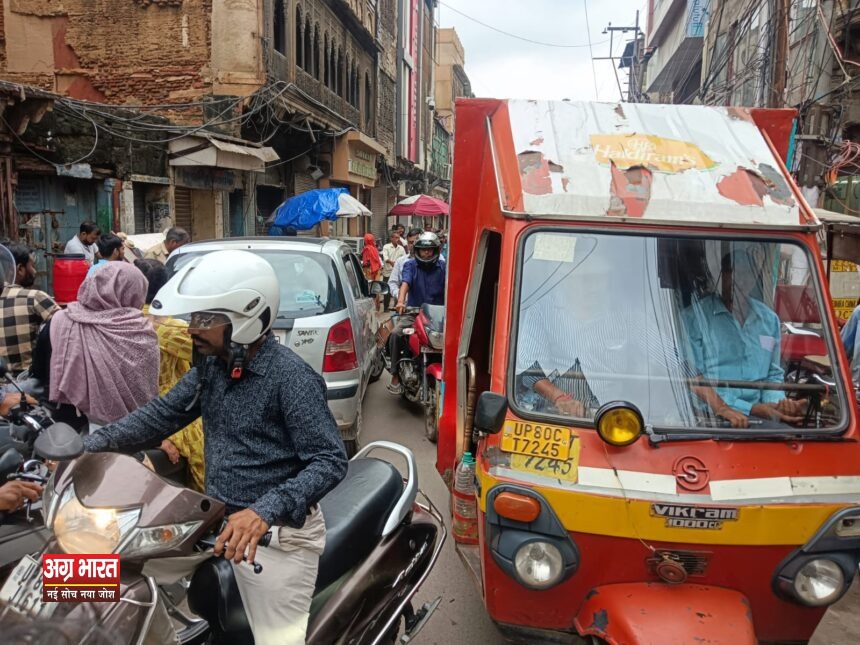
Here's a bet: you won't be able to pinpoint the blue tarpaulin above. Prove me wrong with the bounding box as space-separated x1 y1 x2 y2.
272 188 349 231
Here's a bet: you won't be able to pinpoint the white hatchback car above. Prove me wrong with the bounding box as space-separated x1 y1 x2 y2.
166 237 385 456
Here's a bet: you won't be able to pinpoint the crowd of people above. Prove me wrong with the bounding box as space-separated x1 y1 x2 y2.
0 226 348 643
0 215 451 643
0 223 200 499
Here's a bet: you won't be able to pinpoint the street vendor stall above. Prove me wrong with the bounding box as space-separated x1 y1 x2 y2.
816 208 860 319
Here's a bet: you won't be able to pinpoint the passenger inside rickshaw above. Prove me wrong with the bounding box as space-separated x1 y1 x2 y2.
514 231 845 433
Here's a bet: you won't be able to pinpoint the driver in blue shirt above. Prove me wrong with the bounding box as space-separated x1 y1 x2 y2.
682 249 807 428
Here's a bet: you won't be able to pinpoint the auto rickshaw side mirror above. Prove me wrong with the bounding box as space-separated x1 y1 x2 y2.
369 281 390 296
475 392 508 435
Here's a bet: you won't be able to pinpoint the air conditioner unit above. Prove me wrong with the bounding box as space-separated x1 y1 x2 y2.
340 236 365 254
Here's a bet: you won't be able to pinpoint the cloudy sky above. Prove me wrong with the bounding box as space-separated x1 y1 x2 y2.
437 0 648 102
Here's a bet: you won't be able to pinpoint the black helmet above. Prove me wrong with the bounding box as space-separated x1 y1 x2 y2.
413 232 441 266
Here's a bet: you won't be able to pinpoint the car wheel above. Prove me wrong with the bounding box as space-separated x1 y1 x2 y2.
369 347 385 383
424 379 438 443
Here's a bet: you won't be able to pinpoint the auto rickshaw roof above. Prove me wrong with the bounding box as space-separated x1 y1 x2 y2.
815 208 860 227
491 100 817 229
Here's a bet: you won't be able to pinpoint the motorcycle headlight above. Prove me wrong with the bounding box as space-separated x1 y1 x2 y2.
513 540 565 590
428 330 444 349
53 485 141 555
793 559 846 607
120 521 203 559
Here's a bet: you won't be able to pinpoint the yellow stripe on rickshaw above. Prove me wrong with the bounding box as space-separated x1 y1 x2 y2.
478 470 847 546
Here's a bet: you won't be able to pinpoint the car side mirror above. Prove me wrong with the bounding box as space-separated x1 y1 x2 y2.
370 281 390 296
34 423 84 461
474 392 508 435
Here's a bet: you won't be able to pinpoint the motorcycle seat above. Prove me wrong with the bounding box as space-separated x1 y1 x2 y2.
187 457 404 637
316 457 403 590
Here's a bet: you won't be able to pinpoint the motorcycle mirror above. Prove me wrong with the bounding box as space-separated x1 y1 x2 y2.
474 392 508 435
34 423 84 460
369 281 390 296
0 446 23 479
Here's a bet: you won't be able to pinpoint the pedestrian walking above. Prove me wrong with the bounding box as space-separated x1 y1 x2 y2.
35 262 159 429
64 221 100 265
87 234 125 277
382 230 406 310
0 243 59 373
144 227 190 264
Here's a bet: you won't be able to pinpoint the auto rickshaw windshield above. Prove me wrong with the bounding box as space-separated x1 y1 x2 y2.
512 230 847 434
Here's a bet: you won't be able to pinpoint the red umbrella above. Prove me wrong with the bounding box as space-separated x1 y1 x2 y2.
388 194 450 217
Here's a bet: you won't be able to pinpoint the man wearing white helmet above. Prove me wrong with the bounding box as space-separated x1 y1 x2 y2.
83 250 348 645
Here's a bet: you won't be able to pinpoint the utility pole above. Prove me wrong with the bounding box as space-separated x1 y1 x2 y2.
769 0 789 108
597 11 644 103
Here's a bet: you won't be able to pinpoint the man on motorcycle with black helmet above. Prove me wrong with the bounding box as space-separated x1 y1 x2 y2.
388 232 446 394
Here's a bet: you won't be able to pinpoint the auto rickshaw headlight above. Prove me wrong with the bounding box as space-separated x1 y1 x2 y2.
595 402 643 447
793 559 846 606
513 539 565 590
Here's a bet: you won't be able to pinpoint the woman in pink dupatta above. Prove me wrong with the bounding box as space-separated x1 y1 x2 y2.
49 261 159 425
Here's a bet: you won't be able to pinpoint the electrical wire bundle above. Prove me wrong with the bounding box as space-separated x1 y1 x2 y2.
825 140 860 187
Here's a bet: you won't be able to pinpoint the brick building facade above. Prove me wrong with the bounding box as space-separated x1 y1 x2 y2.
0 0 457 287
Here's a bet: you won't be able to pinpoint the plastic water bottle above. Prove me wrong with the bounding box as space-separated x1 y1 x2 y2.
452 452 478 544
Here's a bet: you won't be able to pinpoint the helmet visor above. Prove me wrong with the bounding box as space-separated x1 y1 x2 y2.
184 311 232 333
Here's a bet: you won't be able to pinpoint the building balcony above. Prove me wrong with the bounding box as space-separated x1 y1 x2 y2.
295 68 360 127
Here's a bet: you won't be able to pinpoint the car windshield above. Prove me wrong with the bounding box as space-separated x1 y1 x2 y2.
513 230 847 434
168 249 344 319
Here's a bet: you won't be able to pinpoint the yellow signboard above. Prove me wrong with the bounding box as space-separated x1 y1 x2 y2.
832 260 859 273
590 134 717 173
833 297 858 320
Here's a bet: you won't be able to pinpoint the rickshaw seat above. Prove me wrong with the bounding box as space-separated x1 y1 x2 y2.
781 333 826 362
775 285 820 324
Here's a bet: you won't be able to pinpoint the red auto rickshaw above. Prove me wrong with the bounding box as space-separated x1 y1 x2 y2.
437 98 860 644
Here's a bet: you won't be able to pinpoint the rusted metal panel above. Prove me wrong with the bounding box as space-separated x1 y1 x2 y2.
497 100 809 228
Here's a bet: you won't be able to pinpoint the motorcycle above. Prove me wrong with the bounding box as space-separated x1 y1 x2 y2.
0 365 56 583
379 305 445 442
0 425 446 645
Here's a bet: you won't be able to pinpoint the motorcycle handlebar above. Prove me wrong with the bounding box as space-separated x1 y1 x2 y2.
195 527 273 574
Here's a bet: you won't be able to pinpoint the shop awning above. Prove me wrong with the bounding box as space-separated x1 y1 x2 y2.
168 136 279 171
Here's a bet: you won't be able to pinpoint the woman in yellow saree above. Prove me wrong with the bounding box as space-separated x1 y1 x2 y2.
136 259 205 492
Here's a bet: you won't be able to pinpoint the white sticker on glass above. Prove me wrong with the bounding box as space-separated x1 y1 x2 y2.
533 234 576 263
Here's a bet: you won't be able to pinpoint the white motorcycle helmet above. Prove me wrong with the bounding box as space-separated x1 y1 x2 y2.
151 250 280 345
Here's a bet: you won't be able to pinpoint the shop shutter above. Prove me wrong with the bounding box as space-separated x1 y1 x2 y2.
371 185 389 239
173 187 192 232
294 172 317 196
293 172 319 236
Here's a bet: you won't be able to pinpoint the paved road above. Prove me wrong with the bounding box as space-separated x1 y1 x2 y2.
361 374 858 645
